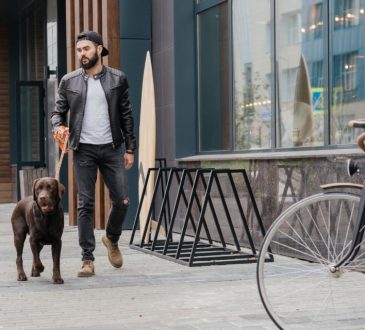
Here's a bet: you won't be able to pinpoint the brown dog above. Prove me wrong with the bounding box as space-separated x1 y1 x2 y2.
11 177 65 284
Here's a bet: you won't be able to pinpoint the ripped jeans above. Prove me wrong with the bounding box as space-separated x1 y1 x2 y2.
73 143 129 261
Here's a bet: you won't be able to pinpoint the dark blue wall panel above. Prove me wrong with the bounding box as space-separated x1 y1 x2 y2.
120 39 151 229
174 0 197 157
120 0 151 39
120 0 151 229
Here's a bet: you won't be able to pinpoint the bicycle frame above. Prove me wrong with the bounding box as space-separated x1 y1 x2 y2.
334 182 365 267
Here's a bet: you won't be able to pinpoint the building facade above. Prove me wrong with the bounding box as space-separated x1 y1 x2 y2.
1 0 364 235
173 0 365 238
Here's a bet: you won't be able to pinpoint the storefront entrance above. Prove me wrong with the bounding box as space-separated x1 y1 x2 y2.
0 0 66 203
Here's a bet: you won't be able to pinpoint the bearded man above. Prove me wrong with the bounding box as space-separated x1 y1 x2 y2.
51 31 136 277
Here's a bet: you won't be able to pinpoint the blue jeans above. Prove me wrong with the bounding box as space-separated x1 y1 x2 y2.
73 143 129 261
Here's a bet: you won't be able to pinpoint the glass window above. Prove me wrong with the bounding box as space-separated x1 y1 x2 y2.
47 0 58 78
19 3 45 81
19 84 44 163
331 0 365 144
277 1 326 148
334 0 361 29
233 0 272 150
18 1 46 166
197 2 230 151
194 0 365 154
281 12 302 46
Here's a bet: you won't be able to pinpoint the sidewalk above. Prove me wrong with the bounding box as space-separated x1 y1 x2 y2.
0 203 275 330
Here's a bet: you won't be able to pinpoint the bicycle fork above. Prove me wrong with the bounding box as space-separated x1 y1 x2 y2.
333 183 365 270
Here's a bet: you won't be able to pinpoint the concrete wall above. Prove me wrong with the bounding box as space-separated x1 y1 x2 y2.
177 153 364 247
152 0 176 166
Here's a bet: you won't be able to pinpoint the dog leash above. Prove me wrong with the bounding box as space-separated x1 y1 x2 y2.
54 134 69 182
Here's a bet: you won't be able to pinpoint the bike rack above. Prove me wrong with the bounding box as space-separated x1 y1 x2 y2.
130 166 269 266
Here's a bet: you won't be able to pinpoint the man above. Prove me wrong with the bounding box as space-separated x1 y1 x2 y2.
51 31 136 277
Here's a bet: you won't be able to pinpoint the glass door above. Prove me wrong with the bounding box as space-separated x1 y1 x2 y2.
17 81 45 168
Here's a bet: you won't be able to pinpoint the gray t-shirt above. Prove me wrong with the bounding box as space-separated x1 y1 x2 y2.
79 77 113 144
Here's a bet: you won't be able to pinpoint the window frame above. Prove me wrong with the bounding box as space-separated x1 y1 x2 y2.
195 0 233 152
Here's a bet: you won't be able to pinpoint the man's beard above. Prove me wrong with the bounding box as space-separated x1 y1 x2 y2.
80 52 99 69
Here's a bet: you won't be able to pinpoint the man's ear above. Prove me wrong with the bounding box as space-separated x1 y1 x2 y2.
97 44 103 56
32 179 40 201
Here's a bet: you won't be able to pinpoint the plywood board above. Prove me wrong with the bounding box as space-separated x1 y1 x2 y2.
138 51 156 241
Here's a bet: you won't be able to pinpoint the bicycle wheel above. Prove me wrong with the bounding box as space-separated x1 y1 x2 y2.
257 192 365 330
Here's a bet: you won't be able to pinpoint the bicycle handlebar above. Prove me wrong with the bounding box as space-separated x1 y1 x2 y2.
348 119 365 152
348 119 365 128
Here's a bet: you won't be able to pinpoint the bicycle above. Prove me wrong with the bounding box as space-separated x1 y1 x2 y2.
256 119 365 330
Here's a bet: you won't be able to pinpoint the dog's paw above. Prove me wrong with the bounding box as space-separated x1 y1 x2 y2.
53 277 64 284
31 269 41 277
37 264 45 273
17 273 27 281
31 264 44 277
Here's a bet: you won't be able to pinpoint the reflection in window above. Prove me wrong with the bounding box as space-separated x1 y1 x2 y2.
310 61 324 87
331 0 365 144
19 3 45 81
281 68 297 102
197 2 230 151
47 21 57 76
334 52 357 92
281 12 301 46
334 0 361 29
301 2 323 40
18 1 46 166
233 0 272 150
20 86 42 162
277 0 326 148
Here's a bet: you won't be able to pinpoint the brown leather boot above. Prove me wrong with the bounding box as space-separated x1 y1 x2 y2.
77 260 95 277
102 236 123 268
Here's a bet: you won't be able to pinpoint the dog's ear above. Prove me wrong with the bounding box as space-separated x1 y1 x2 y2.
57 181 65 198
32 178 40 201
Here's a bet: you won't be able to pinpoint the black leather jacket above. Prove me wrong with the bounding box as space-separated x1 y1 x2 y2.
51 66 136 151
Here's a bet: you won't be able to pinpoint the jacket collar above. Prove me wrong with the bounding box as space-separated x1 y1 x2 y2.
81 65 106 80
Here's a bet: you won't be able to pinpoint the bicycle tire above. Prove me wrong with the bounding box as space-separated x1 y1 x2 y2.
257 192 365 329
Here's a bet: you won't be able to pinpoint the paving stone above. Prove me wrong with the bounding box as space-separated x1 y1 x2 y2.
0 203 276 330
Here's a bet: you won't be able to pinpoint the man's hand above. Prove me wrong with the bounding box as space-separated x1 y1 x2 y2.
124 152 134 170
53 126 69 152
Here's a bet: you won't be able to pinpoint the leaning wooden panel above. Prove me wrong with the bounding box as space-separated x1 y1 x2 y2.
138 52 156 241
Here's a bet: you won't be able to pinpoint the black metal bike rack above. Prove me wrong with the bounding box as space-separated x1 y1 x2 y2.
130 166 268 266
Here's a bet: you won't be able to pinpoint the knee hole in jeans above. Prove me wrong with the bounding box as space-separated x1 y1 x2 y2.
113 198 129 209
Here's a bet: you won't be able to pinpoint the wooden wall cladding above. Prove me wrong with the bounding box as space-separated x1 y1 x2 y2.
0 22 14 203
65 0 120 227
